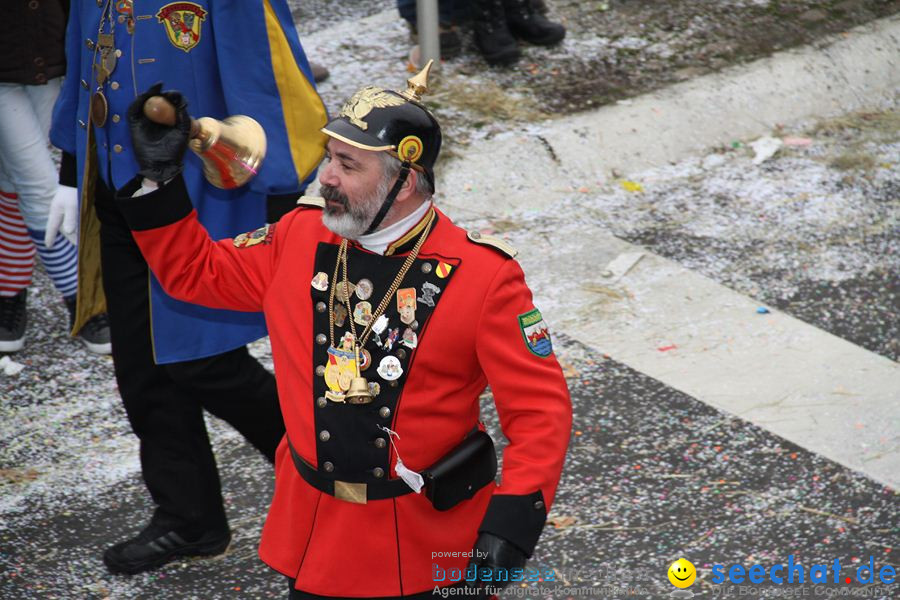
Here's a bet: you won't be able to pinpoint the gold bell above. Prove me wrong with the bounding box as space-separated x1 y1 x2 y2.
344 376 374 405
143 95 266 189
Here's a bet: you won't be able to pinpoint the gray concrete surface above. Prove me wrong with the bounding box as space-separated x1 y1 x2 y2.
432 15 900 491
438 15 900 213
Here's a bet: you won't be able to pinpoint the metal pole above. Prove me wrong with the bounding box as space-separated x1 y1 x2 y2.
416 0 441 69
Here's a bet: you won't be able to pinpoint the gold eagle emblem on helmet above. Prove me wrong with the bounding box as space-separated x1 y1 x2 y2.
339 86 406 131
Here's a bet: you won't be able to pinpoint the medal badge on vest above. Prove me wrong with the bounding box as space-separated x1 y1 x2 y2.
355 278 374 300
377 355 403 381
333 304 348 327
116 0 135 34
435 261 453 278
90 27 117 128
311 272 329 292
418 281 440 307
324 332 359 402
396 288 417 325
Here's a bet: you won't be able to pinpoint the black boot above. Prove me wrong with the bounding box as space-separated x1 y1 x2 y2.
0 289 27 353
472 0 521 66
503 0 565 46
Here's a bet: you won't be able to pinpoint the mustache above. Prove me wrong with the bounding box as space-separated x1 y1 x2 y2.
320 184 349 208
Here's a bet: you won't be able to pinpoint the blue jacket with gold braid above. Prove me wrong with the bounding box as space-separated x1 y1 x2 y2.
50 0 327 363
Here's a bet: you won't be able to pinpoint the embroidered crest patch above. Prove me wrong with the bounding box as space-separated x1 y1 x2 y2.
157 2 207 52
233 224 274 249
518 308 553 357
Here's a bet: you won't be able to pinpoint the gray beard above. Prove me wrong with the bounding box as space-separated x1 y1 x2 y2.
321 177 391 239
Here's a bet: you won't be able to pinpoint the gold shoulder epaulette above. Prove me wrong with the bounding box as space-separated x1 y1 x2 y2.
296 196 325 209
467 231 518 258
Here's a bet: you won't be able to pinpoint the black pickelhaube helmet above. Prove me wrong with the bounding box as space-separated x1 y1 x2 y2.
321 61 442 234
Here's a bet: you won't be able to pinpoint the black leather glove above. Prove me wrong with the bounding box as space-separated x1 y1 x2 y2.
127 82 191 182
463 533 528 597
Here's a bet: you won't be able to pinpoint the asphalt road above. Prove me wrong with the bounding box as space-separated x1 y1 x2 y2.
1 2 897 599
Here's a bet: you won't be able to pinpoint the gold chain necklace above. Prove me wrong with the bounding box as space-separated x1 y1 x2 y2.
324 219 434 403
89 0 117 127
328 218 433 349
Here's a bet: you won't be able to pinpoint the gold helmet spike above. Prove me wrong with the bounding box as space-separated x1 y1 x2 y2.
400 59 434 102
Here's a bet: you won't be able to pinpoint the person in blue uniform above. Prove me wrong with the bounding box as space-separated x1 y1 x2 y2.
49 0 328 574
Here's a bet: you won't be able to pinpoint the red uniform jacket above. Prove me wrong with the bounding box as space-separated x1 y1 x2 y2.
118 175 572 597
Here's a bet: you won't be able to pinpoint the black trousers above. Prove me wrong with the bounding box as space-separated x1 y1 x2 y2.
94 178 284 531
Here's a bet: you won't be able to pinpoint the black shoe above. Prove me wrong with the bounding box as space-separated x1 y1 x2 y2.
503 0 566 46
103 522 232 575
472 0 521 66
64 296 112 354
79 312 112 354
0 289 27 353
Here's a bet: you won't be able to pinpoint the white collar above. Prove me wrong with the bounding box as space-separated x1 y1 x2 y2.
355 201 432 256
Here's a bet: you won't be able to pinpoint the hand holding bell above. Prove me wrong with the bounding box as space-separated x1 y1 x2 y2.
129 83 267 189
126 83 191 183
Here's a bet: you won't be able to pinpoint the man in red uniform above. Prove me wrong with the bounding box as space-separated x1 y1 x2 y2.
114 64 571 598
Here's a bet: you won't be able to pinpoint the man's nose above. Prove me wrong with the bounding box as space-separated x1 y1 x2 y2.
319 159 337 187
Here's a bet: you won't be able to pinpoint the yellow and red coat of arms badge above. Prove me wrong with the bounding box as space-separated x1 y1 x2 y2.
156 2 207 52
232 224 275 249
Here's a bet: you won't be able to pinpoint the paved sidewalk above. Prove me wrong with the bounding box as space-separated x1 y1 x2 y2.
429 15 900 490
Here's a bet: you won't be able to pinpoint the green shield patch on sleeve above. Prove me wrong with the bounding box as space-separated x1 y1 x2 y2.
518 308 553 358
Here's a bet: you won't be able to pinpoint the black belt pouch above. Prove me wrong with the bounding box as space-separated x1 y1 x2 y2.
423 430 497 511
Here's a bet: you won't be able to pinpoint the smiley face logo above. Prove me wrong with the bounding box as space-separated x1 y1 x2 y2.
668 558 696 588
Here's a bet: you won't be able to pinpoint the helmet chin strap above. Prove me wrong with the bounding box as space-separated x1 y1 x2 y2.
363 161 411 235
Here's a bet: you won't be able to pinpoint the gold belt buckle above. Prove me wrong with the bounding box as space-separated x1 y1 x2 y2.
334 481 367 504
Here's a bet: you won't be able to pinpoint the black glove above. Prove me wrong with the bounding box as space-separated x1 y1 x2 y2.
127 82 191 182
463 533 528 597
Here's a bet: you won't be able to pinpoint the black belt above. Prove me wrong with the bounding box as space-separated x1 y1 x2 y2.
288 439 414 504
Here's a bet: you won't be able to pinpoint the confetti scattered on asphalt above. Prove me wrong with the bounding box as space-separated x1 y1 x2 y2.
1 3 896 597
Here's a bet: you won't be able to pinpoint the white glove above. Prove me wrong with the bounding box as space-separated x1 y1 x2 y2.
45 185 79 248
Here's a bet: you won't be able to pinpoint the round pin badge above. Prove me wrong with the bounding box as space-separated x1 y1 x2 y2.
311 272 329 291
355 278 374 300
377 356 403 381
398 135 424 163
367 381 381 397
359 348 372 371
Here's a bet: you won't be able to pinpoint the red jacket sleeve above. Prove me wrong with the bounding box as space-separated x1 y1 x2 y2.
117 175 281 312
474 257 572 556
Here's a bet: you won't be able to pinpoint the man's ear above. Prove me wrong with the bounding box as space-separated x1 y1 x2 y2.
395 168 419 203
